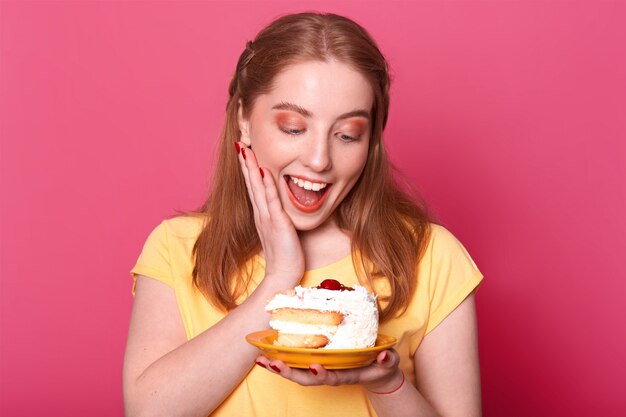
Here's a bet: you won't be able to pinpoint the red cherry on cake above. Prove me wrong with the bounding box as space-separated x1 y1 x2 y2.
319 279 342 290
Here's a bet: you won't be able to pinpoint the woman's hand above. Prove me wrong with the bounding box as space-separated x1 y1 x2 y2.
254 349 404 393
236 142 305 285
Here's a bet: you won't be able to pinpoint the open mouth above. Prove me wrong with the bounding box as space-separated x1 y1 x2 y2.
284 175 332 213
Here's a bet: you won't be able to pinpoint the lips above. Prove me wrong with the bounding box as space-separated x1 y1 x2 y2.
284 175 332 213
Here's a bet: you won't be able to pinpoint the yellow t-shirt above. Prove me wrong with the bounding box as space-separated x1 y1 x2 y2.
131 215 483 417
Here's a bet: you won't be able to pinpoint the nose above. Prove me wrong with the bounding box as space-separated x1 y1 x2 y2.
301 134 332 172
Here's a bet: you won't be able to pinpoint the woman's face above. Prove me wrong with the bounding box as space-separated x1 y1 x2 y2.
239 60 373 231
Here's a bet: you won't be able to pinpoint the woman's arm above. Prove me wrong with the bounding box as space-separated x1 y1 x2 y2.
368 292 481 417
123 274 292 417
257 292 481 417
124 144 304 417
412 292 482 416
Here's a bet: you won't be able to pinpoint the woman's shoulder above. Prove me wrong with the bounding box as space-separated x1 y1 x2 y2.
427 223 456 244
158 213 207 240
423 223 479 270
401 221 458 254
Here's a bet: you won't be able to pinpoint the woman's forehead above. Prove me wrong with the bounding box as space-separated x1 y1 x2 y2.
257 60 374 119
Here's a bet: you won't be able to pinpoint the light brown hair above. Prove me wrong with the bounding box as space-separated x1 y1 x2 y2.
192 12 431 322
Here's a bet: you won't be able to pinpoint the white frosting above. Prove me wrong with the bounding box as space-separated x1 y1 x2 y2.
266 285 379 349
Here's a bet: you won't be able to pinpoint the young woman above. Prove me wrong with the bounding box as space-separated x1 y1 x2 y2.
123 12 483 417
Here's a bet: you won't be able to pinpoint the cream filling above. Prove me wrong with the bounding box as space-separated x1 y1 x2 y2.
269 320 338 339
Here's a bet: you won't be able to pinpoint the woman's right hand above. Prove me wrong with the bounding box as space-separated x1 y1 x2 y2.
235 142 305 287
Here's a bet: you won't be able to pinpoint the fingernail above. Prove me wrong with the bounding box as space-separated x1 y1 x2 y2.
234 142 240 154
382 352 389 362
309 367 318 375
242 148 247 160
255 361 266 368
259 167 265 178
270 364 281 373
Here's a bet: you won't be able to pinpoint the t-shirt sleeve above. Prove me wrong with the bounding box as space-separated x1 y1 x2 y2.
424 226 484 334
130 221 175 294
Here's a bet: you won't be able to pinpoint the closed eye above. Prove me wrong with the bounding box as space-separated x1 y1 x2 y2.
338 133 358 142
281 128 306 135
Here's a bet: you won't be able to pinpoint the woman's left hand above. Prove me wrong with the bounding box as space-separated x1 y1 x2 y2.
254 349 404 392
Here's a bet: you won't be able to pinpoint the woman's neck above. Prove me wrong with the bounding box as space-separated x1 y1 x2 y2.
297 220 352 271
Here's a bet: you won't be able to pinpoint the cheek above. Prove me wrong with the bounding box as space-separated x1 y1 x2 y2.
250 140 295 183
249 126 279 164
337 148 369 184
254 147 281 172
351 144 370 174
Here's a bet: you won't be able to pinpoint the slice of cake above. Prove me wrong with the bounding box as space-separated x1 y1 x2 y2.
265 279 379 349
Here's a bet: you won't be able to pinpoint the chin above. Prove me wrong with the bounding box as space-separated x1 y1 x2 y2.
287 212 332 232
291 219 324 232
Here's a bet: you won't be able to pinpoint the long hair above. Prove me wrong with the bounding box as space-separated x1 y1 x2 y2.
192 13 431 322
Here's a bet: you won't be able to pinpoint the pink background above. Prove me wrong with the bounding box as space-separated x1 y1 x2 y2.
1 1 625 415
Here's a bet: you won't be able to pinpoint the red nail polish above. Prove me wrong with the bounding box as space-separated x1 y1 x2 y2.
382 352 389 362
309 367 318 375
242 148 247 160
259 167 265 178
234 142 240 154
255 361 266 368
270 364 280 373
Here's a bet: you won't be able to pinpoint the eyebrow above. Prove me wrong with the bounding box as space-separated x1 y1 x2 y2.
271 101 370 121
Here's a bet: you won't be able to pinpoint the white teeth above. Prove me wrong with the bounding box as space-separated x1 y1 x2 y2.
289 176 328 191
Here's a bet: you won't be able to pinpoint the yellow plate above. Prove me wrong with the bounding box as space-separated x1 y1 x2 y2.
245 330 397 369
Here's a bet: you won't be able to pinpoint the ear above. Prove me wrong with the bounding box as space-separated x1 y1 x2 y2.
237 99 252 147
